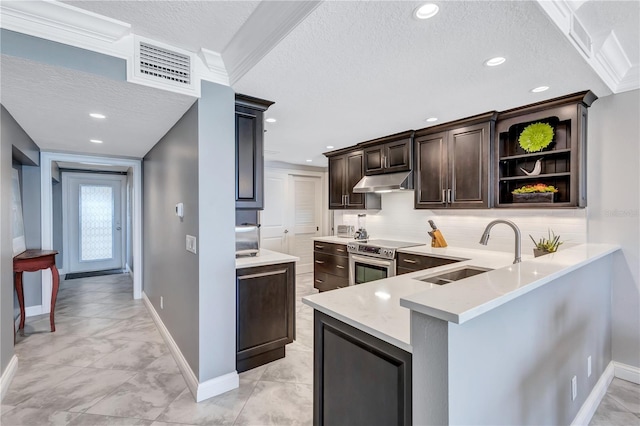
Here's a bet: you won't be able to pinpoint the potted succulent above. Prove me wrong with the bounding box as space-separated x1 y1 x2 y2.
530 229 563 257
512 183 558 203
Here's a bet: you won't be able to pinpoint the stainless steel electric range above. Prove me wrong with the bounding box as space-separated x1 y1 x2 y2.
346 239 422 285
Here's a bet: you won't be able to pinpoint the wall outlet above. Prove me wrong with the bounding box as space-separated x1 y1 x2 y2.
588 356 592 377
186 235 197 254
160 296 164 309
571 376 577 401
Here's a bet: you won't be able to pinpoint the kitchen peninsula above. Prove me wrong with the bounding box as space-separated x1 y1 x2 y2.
303 240 619 425
235 249 299 372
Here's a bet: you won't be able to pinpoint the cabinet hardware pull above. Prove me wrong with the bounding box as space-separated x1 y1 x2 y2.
336 265 345 269
336 248 345 252
403 259 417 264
315 260 325 264
315 245 324 249
447 189 452 203
345 195 349 205
442 189 447 203
315 279 323 283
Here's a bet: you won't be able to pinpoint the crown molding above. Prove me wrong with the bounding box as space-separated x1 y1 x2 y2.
536 0 639 94
198 48 230 86
223 0 322 86
0 0 131 55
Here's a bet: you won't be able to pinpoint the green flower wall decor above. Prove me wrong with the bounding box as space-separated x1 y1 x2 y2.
518 122 554 153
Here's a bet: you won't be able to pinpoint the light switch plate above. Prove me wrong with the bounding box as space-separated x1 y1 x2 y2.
186 235 197 254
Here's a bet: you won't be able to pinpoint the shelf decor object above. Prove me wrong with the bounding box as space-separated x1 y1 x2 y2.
518 122 555 153
494 91 597 208
512 183 558 203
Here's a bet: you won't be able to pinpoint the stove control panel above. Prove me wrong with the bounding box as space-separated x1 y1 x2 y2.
347 242 396 260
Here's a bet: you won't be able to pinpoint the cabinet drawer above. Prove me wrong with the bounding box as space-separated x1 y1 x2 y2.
314 252 349 278
314 272 349 292
313 241 348 257
396 252 460 272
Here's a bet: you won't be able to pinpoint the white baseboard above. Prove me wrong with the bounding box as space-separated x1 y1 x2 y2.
0 355 19 402
125 264 132 275
142 292 239 402
58 268 65 276
613 361 640 384
572 361 614 425
25 305 43 317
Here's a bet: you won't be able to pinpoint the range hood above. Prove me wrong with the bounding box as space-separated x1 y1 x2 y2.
352 171 413 193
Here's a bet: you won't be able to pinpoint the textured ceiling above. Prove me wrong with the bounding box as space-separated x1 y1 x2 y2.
0 55 195 157
232 0 615 165
63 0 260 53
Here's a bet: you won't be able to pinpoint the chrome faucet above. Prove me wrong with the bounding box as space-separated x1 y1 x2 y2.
479 219 522 264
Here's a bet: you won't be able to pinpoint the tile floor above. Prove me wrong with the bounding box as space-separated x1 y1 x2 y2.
2 272 638 426
2 272 317 425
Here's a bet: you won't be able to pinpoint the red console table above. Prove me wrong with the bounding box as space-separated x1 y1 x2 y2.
13 250 60 333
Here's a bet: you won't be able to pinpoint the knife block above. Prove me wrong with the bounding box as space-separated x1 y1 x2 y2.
430 229 448 248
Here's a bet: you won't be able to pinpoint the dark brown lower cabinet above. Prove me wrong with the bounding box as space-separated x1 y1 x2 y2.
236 262 295 373
314 311 412 426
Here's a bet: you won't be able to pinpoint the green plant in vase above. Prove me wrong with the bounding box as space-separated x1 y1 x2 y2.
519 122 554 153
530 229 563 257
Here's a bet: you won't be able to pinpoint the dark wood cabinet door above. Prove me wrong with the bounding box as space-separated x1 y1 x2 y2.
363 146 385 175
345 151 365 208
314 311 412 426
448 122 490 208
414 132 447 209
328 155 346 209
235 106 263 209
237 262 295 372
384 138 412 173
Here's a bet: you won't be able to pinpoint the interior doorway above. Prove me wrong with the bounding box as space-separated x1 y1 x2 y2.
62 172 127 274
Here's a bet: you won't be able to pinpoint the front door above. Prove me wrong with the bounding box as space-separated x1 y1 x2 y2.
63 172 126 273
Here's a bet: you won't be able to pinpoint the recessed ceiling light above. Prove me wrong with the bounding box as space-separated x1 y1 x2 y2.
89 113 106 119
90 139 103 144
326 145 334 149
531 86 549 93
414 3 439 19
485 57 506 67
306 159 313 162
425 117 438 122
265 118 277 123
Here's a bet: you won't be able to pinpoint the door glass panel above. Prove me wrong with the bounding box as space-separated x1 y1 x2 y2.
355 262 388 284
80 185 114 261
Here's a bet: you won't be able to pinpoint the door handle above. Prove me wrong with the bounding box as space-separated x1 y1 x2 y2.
403 259 417 264
345 195 349 206
442 189 447 204
116 226 122 231
336 265 345 269
447 189 452 204
284 229 289 234
315 260 325 264
315 245 324 249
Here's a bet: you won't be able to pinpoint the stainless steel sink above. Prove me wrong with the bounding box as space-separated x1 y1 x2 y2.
416 266 493 285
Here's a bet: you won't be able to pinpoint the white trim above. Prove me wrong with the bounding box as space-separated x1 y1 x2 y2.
25 305 43 317
41 152 143 308
125 263 132 275
571 361 614 426
142 292 239 402
198 48 229 86
0 356 19 402
613 361 640 384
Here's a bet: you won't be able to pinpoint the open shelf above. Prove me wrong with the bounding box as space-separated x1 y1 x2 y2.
500 172 571 182
499 148 571 161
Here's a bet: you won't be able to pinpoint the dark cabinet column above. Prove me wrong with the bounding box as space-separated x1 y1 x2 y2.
328 155 346 209
449 122 491 208
414 132 447 208
345 150 365 208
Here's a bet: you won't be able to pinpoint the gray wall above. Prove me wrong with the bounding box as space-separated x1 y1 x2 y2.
587 89 640 369
143 102 200 375
197 81 236 381
20 165 42 307
412 256 613 425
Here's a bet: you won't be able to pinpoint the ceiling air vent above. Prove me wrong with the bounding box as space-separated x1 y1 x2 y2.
139 42 191 85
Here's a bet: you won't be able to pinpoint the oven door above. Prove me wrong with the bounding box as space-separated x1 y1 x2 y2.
349 254 396 286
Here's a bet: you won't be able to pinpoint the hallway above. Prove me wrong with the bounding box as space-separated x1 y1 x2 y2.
2 272 316 425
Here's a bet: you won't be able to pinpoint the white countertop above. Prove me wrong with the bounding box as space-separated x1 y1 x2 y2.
313 236 352 245
303 243 619 352
236 249 299 269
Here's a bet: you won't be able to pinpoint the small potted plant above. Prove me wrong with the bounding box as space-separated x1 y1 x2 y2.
512 183 558 203
530 229 563 257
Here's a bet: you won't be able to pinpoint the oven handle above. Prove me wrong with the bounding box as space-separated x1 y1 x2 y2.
350 253 394 268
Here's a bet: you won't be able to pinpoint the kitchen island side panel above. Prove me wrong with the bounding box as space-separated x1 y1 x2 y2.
445 255 613 425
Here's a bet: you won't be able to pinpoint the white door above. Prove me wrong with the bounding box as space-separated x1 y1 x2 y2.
260 171 289 253
288 175 322 274
63 172 126 273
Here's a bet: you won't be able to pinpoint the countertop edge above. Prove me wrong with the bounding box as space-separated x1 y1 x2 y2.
235 249 299 269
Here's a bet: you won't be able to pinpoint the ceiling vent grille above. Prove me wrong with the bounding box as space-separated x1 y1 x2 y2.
139 42 191 85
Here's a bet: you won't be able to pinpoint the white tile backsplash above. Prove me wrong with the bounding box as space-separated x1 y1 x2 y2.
333 192 587 254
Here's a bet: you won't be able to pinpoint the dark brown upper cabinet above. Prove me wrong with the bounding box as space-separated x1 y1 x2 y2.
362 131 414 175
494 91 596 208
414 112 497 209
327 149 381 210
235 94 274 210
